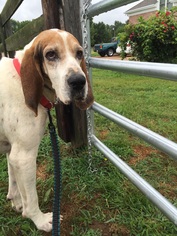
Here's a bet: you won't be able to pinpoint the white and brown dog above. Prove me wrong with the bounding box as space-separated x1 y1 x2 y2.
0 29 93 232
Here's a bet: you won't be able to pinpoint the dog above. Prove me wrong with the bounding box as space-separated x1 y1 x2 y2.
0 29 94 232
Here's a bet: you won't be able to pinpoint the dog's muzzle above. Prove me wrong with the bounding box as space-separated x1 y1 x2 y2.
68 74 86 100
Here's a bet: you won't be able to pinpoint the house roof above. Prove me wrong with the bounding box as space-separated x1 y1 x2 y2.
127 0 157 12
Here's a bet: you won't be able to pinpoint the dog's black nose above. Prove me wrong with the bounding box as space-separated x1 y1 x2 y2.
68 74 86 90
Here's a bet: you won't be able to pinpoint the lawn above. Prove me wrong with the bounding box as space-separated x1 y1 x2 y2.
0 68 177 235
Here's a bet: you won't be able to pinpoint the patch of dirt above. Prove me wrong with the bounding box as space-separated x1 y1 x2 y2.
90 221 130 236
128 145 177 200
99 129 110 140
59 192 130 236
129 145 159 165
60 194 82 235
36 161 49 181
158 178 177 199
109 223 130 236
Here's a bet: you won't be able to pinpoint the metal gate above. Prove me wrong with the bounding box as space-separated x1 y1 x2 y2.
81 0 177 225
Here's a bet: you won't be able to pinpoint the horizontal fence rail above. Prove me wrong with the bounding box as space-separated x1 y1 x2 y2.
87 0 139 18
0 17 44 52
92 102 177 161
4 16 44 51
92 135 177 225
89 57 177 81
1 0 24 26
0 0 44 53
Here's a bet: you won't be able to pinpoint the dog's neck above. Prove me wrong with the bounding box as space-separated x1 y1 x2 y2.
43 76 57 104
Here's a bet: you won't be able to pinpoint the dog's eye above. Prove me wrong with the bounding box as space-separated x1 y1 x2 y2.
76 50 83 60
45 51 58 61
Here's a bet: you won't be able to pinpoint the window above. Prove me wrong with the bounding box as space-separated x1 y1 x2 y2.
160 0 173 10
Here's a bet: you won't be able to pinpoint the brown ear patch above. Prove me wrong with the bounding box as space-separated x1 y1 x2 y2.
20 45 44 116
75 59 94 110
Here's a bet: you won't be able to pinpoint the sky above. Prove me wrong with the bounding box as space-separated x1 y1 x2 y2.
0 0 142 25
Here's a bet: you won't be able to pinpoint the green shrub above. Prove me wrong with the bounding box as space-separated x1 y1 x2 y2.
120 7 177 63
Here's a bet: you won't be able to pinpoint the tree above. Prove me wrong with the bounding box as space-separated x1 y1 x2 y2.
90 20 125 46
114 21 125 35
90 21 115 46
10 19 30 34
94 22 111 43
90 18 96 46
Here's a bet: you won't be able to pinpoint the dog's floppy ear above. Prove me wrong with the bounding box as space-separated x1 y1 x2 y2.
20 44 44 116
75 59 94 110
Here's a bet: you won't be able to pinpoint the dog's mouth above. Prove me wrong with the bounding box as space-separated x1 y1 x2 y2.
72 90 86 101
56 90 86 106
55 83 93 111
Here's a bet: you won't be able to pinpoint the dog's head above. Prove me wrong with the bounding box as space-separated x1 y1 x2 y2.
20 29 94 115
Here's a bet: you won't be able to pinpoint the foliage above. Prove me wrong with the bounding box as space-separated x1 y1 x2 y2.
114 20 126 35
117 24 134 59
90 21 112 46
90 19 125 46
0 19 30 44
120 7 177 63
10 19 30 34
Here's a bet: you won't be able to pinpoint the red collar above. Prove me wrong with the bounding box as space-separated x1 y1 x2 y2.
13 58 53 110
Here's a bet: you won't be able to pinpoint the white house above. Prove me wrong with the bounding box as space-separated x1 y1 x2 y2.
126 0 177 24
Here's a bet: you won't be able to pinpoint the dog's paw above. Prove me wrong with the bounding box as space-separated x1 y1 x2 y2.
11 200 23 212
7 192 23 213
31 212 63 232
33 212 53 232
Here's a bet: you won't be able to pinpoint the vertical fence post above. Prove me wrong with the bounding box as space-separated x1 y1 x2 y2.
0 15 7 57
4 20 15 58
62 0 88 147
41 0 59 29
41 0 88 147
41 0 72 143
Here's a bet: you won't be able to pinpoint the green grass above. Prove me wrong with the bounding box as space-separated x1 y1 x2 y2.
91 50 99 57
1 69 177 235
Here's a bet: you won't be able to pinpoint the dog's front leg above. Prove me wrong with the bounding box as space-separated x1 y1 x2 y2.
8 144 53 232
7 154 23 212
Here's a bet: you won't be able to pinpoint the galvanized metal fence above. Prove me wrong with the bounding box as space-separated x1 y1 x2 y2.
81 0 177 226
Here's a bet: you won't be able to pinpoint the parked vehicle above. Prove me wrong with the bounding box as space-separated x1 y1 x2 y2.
94 38 119 57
